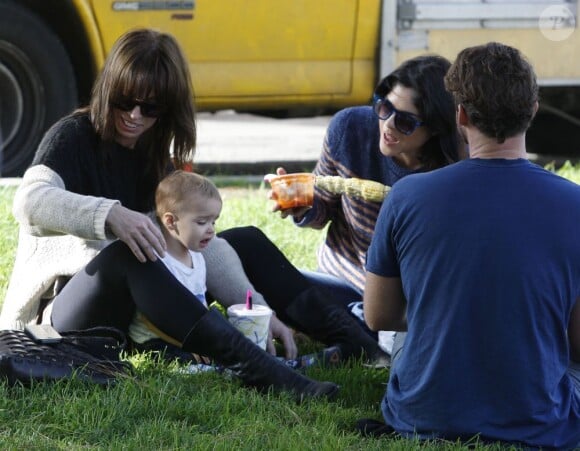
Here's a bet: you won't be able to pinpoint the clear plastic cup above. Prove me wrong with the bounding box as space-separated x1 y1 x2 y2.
268 173 315 210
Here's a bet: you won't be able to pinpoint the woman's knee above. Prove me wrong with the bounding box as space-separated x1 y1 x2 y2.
219 225 265 242
96 240 133 261
218 226 274 258
86 241 135 274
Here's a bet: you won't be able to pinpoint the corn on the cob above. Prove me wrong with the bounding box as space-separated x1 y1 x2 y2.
314 175 390 202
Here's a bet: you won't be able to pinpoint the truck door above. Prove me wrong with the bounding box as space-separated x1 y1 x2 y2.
89 0 361 110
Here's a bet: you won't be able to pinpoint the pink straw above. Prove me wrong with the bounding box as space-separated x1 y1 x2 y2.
245 289 253 310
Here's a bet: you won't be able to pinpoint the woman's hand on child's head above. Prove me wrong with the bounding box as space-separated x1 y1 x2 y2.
106 204 167 263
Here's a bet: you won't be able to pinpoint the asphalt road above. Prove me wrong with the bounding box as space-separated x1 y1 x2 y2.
194 110 331 176
0 110 331 184
192 110 577 175
1 109 576 184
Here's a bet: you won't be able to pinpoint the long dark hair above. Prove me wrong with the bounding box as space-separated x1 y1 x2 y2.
374 55 461 170
84 28 196 182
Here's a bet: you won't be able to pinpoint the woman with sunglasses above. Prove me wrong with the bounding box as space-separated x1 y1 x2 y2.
0 28 338 401
214 55 463 363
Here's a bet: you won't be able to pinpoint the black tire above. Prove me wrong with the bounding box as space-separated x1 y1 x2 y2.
527 110 580 158
0 1 77 176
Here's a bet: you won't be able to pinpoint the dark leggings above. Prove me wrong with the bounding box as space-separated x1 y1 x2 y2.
51 240 206 342
218 226 359 312
51 227 359 341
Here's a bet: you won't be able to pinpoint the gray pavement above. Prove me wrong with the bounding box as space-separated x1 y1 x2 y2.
1 110 574 184
193 111 573 173
0 111 332 184
194 110 331 175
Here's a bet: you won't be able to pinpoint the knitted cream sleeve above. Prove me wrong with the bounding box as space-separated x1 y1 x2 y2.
13 165 119 240
201 236 269 309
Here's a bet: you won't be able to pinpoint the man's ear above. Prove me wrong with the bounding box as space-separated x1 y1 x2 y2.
532 101 539 118
457 104 469 126
162 212 177 231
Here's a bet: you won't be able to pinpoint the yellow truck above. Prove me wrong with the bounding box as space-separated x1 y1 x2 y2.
0 0 578 176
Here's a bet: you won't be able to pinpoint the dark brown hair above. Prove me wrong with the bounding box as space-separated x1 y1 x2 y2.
444 42 538 143
374 55 461 170
87 28 196 180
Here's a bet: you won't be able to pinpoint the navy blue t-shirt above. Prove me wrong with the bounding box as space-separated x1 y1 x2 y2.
367 158 580 448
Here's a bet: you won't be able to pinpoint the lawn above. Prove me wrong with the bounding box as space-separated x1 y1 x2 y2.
0 161 578 449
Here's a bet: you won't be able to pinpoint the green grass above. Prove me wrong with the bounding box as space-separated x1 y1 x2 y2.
0 162 579 449
0 185 18 302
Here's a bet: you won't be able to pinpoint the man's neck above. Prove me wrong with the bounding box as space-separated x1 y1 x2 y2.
467 130 528 160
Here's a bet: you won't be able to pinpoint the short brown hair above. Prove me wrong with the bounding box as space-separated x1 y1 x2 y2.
155 170 221 219
444 42 538 143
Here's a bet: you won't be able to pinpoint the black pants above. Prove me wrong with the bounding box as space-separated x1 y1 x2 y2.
51 240 206 342
51 227 366 342
219 226 378 344
218 226 359 313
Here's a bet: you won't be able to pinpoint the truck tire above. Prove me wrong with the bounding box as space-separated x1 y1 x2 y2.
0 1 77 177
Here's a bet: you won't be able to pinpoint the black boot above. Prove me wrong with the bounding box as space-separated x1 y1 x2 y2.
182 308 339 402
283 287 390 366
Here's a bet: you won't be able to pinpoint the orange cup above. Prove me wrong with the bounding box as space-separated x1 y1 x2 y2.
268 173 315 210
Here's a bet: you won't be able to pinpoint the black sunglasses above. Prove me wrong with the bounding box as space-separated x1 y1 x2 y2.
372 95 424 135
111 97 166 118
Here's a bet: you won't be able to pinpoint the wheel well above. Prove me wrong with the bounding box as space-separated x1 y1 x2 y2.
527 86 580 157
539 85 580 118
14 0 97 106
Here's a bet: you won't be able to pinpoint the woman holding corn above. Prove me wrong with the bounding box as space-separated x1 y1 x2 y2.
214 55 464 365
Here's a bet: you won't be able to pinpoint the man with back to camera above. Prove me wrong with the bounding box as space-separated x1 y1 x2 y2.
361 42 580 448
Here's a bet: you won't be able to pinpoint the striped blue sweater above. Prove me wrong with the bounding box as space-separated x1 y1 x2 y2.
297 106 420 292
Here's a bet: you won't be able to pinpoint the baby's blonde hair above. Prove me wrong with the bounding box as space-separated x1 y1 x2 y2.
155 170 221 219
